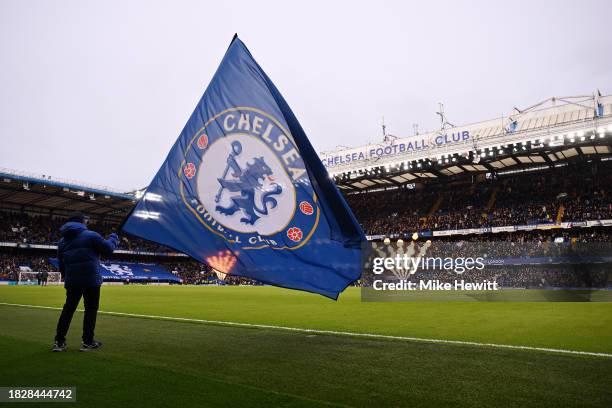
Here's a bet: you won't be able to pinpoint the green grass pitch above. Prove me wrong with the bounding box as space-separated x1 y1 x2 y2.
0 285 611 407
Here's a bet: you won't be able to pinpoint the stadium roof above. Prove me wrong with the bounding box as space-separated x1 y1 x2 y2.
0 168 136 221
334 138 612 192
324 93 612 191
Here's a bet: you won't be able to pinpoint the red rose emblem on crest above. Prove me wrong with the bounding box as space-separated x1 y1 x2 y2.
184 162 196 179
299 201 314 215
197 134 209 149
287 227 303 242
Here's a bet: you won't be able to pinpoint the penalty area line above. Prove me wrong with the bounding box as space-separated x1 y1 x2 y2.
1 301 611 359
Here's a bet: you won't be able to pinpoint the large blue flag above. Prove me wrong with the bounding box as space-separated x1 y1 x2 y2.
121 35 364 299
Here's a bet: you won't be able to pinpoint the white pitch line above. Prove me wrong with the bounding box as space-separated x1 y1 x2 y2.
1 301 611 359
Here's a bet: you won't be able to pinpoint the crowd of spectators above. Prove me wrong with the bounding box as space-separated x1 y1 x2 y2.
370 230 611 263
148 260 261 285
346 162 612 235
347 189 435 235
0 252 263 285
372 264 612 289
0 251 54 281
491 264 611 289
431 229 611 258
362 229 612 289
160 260 206 284
0 212 173 253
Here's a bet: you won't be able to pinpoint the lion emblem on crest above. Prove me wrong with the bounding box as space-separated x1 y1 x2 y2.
214 141 283 225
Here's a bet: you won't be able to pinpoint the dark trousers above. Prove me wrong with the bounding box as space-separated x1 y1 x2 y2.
55 286 100 344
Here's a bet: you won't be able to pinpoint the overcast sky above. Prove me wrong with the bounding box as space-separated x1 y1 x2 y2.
1 0 610 191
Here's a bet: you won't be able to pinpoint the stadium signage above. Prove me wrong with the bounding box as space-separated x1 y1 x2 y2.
322 130 470 167
363 219 612 240
46 259 181 282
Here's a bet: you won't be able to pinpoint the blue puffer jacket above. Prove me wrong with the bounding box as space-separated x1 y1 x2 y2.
57 222 119 288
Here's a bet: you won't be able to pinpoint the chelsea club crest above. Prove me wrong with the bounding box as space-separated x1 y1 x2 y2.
180 107 320 250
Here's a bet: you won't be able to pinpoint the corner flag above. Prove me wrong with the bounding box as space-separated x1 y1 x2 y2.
121 35 365 299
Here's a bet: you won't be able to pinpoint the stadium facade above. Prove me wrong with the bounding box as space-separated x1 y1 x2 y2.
323 93 611 184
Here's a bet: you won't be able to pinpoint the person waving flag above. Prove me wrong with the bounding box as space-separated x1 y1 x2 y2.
121 35 364 299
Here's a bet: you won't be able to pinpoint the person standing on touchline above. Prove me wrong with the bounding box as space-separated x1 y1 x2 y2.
52 212 118 352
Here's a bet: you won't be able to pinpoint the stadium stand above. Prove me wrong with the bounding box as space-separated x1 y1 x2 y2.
1 93 611 287
1 171 610 287
346 160 612 235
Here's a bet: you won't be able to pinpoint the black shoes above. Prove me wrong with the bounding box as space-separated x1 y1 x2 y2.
52 341 67 352
79 340 103 352
52 339 103 352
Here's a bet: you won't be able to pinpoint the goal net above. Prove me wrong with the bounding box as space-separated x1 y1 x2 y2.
18 271 62 285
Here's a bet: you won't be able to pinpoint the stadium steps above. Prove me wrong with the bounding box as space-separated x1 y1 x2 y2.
485 187 499 211
419 194 444 229
427 194 444 217
480 187 498 219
